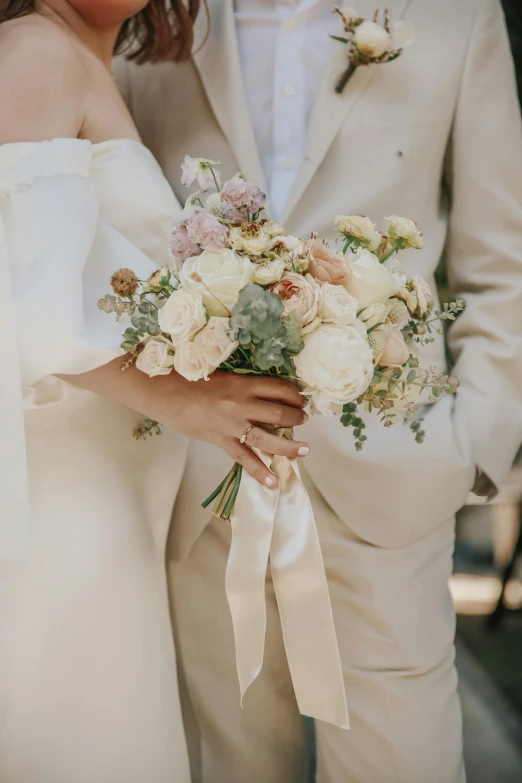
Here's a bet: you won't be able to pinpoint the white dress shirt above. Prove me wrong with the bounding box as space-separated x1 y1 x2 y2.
235 0 335 219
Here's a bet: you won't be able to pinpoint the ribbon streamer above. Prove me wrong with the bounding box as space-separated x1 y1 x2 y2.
225 450 350 729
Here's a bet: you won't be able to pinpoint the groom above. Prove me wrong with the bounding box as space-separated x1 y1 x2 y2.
116 1 522 780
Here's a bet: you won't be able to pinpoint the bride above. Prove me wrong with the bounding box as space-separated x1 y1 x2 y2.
0 2 310 781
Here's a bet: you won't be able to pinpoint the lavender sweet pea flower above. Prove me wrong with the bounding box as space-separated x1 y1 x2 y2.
220 176 266 221
181 156 222 192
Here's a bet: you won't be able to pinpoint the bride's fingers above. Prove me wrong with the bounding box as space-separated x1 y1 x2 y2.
244 427 310 459
224 441 278 488
249 401 307 429
252 377 305 409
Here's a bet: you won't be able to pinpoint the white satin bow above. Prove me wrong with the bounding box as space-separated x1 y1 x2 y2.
225 450 350 728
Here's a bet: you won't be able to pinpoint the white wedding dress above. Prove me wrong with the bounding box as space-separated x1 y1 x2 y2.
0 139 190 783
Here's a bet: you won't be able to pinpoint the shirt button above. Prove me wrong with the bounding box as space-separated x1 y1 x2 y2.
284 84 295 97
284 18 296 32
283 157 294 170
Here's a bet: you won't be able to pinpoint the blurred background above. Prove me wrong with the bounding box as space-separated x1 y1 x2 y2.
436 3 522 780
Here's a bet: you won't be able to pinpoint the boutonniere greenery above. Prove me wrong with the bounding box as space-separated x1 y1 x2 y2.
332 7 415 93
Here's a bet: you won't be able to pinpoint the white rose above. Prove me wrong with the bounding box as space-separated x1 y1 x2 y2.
354 20 391 58
180 248 253 317
173 341 208 382
252 258 286 285
158 288 207 346
385 215 424 249
294 324 374 416
358 302 389 330
136 339 173 378
230 224 273 255
334 215 382 252
344 247 402 308
193 317 238 378
319 283 359 326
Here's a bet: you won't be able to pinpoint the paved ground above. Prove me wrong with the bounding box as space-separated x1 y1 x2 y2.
457 639 522 783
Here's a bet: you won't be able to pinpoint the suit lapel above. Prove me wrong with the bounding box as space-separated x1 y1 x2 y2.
192 0 268 195
281 0 413 224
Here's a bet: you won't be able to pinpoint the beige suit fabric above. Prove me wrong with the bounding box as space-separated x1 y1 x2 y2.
116 0 522 780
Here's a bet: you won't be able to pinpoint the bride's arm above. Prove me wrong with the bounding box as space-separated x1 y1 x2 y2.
63 361 309 488
0 31 309 488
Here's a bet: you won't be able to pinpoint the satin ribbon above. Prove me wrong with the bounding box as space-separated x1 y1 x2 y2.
225 450 350 729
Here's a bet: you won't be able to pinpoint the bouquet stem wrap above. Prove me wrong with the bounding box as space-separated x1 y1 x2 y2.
225 441 350 729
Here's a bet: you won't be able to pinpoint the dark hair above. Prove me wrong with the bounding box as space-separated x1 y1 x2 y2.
0 1 203 63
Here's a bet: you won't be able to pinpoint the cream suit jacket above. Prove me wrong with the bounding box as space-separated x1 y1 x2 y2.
116 0 522 555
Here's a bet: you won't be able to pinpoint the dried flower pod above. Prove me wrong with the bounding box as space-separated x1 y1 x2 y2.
110 268 139 297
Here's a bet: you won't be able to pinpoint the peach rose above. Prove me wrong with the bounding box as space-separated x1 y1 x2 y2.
271 272 319 330
376 322 410 368
306 239 351 286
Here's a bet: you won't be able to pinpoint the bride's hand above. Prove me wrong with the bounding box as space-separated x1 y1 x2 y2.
64 361 310 488
143 371 310 488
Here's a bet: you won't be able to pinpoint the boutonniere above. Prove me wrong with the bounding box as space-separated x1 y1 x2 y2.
332 7 415 93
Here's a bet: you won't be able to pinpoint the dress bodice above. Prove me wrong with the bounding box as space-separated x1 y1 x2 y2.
0 138 180 554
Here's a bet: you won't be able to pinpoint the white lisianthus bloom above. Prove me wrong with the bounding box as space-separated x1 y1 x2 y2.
354 20 391 58
385 215 424 249
229 223 274 255
390 20 416 50
180 248 254 317
173 341 208 382
335 215 382 252
158 288 207 346
136 339 174 378
294 324 374 415
180 155 221 192
193 317 238 378
344 247 402 308
319 283 359 326
252 258 286 285
358 302 389 330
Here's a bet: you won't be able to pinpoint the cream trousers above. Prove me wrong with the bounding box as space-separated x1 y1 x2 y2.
167 472 465 783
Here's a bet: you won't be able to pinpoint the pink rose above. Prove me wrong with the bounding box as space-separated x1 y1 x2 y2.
271 272 319 330
376 322 410 368
307 239 351 286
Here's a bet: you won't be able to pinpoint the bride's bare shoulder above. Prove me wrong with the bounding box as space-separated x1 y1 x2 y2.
0 16 86 144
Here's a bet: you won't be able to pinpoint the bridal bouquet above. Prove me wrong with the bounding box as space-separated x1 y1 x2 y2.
99 156 463 519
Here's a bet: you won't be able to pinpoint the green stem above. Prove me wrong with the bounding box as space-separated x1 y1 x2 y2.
379 239 402 264
201 474 230 509
208 164 221 192
212 464 239 517
342 236 354 254
221 466 243 520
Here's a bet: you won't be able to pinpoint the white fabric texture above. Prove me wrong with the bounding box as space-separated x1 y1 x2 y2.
234 0 333 218
0 138 190 783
